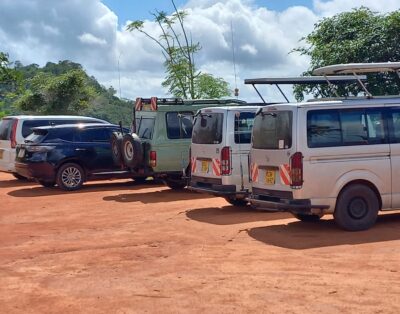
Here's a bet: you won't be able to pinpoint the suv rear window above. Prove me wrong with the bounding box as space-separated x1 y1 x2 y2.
192 112 223 144
252 111 292 149
0 118 14 140
234 111 255 144
135 117 155 139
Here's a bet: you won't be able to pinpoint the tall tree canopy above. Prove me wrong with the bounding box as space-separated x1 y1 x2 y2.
127 0 231 99
293 7 400 101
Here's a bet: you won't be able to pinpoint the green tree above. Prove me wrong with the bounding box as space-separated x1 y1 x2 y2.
127 0 231 99
293 7 400 101
16 69 96 114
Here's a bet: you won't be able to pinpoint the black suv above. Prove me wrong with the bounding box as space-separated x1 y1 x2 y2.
15 123 133 190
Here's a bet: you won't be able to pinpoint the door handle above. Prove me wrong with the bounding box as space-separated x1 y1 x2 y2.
75 148 87 151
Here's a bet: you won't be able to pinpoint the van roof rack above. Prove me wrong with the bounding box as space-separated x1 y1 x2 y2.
244 75 366 103
313 62 400 98
183 99 247 105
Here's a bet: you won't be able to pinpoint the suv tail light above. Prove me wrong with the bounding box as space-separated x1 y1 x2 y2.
149 150 156 167
221 146 231 175
10 119 18 148
290 152 303 189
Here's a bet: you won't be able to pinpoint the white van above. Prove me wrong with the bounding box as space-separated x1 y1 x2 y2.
189 106 260 205
248 62 400 231
0 115 108 178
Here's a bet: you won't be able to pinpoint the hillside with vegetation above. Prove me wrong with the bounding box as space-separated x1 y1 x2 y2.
0 59 133 126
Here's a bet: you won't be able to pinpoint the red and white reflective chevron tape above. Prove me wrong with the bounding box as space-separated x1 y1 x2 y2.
250 162 259 182
190 157 197 174
212 158 221 176
279 163 291 186
150 97 158 111
135 97 142 110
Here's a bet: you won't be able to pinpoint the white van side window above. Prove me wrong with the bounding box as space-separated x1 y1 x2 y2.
307 109 386 148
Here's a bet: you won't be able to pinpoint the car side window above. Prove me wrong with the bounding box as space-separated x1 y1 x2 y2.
389 108 400 143
166 112 193 139
75 128 109 142
307 108 386 148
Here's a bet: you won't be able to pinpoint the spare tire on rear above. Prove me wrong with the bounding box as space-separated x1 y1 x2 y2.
122 133 143 168
111 131 124 166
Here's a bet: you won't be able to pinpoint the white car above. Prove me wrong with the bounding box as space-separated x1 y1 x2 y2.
189 106 259 206
0 115 108 179
248 62 400 231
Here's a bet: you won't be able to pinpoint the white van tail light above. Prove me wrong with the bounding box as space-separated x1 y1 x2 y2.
221 146 231 175
290 152 303 189
150 150 157 167
10 120 18 148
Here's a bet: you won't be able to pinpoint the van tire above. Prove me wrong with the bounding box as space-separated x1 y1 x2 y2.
224 196 248 207
111 132 124 166
121 133 143 168
163 177 187 190
293 213 322 222
56 163 85 191
334 184 379 231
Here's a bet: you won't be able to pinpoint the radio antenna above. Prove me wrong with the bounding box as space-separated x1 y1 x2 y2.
231 21 239 97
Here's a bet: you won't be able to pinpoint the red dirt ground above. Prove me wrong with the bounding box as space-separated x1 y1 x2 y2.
0 172 399 313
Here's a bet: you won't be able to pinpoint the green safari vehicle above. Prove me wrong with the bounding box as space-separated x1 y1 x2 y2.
111 97 246 189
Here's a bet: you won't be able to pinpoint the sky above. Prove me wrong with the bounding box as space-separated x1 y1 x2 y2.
0 0 399 102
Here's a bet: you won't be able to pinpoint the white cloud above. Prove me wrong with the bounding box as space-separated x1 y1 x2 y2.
78 33 107 46
0 0 399 101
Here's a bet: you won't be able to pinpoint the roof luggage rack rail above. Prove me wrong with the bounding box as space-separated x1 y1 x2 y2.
313 62 400 98
184 99 247 105
244 75 366 103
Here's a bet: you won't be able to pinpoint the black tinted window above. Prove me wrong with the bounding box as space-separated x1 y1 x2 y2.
307 110 341 147
22 120 50 138
166 112 193 139
252 111 292 149
135 117 155 139
307 109 386 148
0 118 14 140
234 111 255 144
75 128 109 142
192 112 223 144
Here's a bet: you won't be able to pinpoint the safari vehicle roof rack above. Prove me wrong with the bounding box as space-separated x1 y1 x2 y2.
183 99 247 105
313 62 400 98
244 75 366 103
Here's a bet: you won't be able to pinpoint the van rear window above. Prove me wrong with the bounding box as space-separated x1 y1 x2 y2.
192 113 223 144
252 111 292 149
0 118 14 140
234 112 255 144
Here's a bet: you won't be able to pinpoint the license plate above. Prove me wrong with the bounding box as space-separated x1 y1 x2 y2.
18 148 25 158
0 149 3 159
265 170 275 185
201 160 209 173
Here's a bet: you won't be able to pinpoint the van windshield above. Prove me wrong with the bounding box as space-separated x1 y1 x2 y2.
192 112 223 144
252 111 292 149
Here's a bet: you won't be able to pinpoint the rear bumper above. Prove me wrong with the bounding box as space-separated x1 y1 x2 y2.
248 195 329 213
15 162 56 181
189 180 248 197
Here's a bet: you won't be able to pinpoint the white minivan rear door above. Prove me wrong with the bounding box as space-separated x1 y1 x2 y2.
250 105 296 193
191 109 225 180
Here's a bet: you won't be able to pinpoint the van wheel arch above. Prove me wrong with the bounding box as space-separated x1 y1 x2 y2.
336 180 382 211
